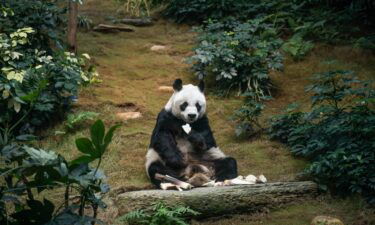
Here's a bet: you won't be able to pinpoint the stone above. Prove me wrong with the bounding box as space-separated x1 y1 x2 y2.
116 112 142 120
158 86 174 93
93 24 135 33
116 18 154 27
311 216 344 225
151 45 167 51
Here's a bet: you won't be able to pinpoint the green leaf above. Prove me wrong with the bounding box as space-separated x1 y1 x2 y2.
90 120 105 151
70 155 95 165
75 138 96 156
102 124 120 154
15 134 37 141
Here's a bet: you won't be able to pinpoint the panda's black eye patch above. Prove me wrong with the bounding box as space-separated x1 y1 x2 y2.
196 103 202 112
180 102 188 111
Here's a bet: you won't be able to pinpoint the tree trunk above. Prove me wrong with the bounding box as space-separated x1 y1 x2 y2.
115 181 318 218
67 0 78 53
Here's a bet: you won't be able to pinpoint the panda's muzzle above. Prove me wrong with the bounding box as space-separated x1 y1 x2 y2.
188 114 197 120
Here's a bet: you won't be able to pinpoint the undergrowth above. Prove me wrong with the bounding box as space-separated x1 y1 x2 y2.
118 202 200 225
188 19 283 100
268 70 375 204
0 120 120 224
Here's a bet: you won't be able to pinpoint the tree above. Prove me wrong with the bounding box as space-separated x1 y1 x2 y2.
68 0 79 53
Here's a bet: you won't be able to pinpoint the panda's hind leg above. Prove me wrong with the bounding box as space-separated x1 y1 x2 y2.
147 161 167 188
201 147 238 182
147 162 193 190
213 157 238 182
146 148 192 190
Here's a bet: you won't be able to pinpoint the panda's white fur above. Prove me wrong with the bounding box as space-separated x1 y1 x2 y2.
165 84 206 123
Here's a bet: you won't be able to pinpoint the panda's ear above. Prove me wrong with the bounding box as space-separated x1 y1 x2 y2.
173 79 183 92
198 79 205 93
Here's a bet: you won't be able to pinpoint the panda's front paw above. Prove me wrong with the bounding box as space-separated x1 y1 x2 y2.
188 132 207 151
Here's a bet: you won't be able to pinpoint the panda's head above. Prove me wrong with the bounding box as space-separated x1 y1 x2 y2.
165 79 206 124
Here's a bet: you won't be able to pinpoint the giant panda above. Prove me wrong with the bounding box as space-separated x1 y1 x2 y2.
145 79 238 189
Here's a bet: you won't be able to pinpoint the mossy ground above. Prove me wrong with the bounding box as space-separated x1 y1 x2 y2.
39 0 375 224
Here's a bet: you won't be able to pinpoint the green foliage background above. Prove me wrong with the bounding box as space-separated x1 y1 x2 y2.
0 1 97 144
268 71 375 203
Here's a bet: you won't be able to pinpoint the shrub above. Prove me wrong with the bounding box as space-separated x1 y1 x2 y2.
232 94 266 138
354 35 375 51
0 120 120 224
65 111 100 131
0 0 65 51
0 26 96 140
163 0 370 44
267 103 304 144
188 19 283 100
282 34 314 61
0 4 98 141
78 15 93 30
268 70 375 204
118 202 200 225
164 0 251 24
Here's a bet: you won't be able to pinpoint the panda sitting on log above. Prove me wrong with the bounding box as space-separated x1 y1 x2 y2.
146 79 260 190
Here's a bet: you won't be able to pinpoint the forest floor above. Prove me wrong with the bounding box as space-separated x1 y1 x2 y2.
39 0 375 224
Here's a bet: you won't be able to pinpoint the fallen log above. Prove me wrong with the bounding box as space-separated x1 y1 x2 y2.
93 24 135 33
115 18 154 27
115 181 318 218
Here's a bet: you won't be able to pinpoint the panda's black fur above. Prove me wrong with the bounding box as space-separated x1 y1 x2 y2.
146 79 238 188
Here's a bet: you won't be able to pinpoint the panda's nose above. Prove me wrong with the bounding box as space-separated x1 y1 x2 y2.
188 114 196 120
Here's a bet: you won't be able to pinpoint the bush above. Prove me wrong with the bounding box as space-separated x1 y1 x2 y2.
0 120 120 224
164 0 251 24
282 34 314 61
188 19 283 100
65 111 100 131
0 26 96 141
0 0 65 51
163 0 371 44
232 94 266 138
0 5 98 142
268 70 375 204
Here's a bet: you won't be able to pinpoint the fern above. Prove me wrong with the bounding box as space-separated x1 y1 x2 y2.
118 209 150 225
118 202 199 225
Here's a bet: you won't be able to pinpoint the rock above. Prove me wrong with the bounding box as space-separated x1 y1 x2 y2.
115 102 138 112
116 18 153 27
150 45 167 51
311 216 344 225
93 24 135 33
116 112 142 120
158 86 174 92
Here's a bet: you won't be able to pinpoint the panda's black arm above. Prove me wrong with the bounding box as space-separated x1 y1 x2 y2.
152 131 186 169
189 115 217 151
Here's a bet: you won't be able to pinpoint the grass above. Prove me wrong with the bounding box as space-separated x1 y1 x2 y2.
38 0 375 224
